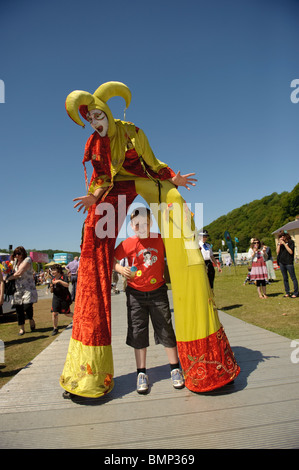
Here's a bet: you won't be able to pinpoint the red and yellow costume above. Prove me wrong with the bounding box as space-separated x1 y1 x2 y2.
60 82 240 397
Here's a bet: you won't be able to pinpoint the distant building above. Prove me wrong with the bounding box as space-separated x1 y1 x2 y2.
272 216 299 260
53 253 74 264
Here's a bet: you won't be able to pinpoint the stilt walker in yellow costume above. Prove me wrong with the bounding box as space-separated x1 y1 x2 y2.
60 81 240 398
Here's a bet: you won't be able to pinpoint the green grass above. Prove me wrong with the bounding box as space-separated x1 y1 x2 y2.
214 264 299 340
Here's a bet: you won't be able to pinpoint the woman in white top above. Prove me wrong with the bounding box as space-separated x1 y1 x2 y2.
6 246 38 336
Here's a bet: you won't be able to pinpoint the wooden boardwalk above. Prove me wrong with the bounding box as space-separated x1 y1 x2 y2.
0 291 298 449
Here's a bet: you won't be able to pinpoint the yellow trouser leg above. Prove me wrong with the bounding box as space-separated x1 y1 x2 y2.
135 178 221 342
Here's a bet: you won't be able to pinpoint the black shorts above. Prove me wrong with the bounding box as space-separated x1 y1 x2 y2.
255 279 266 287
51 295 71 314
125 284 177 349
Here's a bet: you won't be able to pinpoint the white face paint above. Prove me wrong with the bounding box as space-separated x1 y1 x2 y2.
86 109 109 137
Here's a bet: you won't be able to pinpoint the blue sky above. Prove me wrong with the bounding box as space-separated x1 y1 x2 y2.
1 0 298 253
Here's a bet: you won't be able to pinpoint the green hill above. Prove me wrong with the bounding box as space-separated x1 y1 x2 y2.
205 182 299 252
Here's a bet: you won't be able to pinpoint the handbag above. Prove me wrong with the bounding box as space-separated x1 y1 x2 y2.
4 278 16 300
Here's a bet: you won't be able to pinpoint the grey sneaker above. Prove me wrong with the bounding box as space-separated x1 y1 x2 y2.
171 368 184 389
51 328 58 336
137 372 149 394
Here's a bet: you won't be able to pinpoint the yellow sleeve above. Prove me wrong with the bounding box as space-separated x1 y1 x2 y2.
88 177 111 195
134 128 170 174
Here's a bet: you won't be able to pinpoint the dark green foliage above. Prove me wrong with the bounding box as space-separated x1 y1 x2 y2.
205 183 299 252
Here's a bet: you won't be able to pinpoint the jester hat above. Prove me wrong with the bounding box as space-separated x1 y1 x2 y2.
65 81 132 138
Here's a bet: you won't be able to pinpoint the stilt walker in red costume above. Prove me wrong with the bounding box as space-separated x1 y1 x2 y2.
60 81 240 398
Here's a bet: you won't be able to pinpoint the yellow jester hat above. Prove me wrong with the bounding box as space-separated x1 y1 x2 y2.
65 81 132 138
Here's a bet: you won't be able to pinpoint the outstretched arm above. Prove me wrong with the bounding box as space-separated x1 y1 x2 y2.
73 187 106 213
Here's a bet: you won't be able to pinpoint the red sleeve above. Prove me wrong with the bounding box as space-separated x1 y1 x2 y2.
157 166 176 180
114 241 127 261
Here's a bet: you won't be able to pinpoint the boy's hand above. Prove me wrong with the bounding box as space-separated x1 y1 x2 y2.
121 266 132 280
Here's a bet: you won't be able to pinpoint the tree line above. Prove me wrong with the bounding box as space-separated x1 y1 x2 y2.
204 182 299 253
0 248 80 260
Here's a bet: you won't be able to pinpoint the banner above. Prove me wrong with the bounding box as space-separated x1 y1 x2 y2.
30 252 49 263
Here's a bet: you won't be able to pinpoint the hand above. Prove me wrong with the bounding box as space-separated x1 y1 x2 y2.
171 171 197 190
121 266 132 280
73 194 97 213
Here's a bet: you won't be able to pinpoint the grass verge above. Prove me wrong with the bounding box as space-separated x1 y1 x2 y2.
214 264 299 340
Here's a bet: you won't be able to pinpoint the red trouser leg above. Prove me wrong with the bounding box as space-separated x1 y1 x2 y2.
72 181 137 346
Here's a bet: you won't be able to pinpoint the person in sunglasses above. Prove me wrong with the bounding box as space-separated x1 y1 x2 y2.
7 246 37 335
